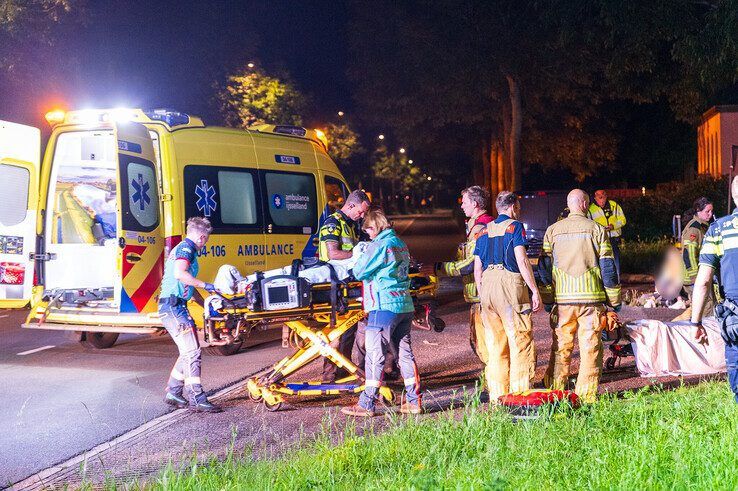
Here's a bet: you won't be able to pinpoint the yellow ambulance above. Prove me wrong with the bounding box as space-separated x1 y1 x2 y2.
0 108 350 353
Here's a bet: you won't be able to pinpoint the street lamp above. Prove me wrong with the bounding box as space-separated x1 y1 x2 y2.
408 159 413 164
337 111 345 117
247 62 255 68
378 134 385 140
399 147 406 154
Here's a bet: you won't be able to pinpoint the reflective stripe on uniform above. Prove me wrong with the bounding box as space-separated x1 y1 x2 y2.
403 376 416 386
170 369 185 381
365 379 381 388
184 376 202 386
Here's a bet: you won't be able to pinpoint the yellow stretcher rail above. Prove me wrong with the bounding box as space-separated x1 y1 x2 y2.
211 274 439 411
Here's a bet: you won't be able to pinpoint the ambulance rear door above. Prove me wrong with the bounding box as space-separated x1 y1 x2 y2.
0 121 40 308
114 122 165 313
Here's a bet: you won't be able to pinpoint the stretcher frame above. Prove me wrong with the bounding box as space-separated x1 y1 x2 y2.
208 274 439 411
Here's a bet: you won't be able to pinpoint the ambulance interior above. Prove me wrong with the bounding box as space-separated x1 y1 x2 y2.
44 130 119 300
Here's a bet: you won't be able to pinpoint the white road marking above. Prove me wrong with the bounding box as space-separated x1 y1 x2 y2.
395 218 416 235
17 345 55 356
0 313 9 318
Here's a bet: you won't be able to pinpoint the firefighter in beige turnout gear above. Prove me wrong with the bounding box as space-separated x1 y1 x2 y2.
437 186 493 363
539 189 621 403
473 191 542 401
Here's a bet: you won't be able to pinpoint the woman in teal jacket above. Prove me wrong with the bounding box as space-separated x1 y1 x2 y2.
341 208 421 417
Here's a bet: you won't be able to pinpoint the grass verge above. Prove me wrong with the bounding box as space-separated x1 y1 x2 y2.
95 381 738 490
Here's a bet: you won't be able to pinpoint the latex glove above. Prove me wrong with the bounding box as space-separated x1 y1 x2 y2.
544 304 553 313
204 283 217 293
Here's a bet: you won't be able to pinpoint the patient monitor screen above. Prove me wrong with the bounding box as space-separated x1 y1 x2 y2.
267 285 290 304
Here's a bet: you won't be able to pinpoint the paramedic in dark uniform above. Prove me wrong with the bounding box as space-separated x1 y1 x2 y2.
473 191 541 401
318 189 371 383
691 177 738 402
159 217 221 412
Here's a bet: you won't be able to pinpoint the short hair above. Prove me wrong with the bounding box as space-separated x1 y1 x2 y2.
186 217 212 236
462 186 489 210
362 208 392 233
346 189 371 206
693 196 712 213
495 190 518 213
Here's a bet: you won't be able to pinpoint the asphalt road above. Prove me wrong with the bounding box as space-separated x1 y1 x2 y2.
1 211 465 486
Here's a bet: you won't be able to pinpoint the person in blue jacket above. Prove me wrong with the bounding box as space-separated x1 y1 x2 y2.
341 208 421 417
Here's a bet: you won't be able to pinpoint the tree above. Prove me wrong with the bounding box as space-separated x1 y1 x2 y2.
371 144 425 212
216 65 309 128
324 121 363 165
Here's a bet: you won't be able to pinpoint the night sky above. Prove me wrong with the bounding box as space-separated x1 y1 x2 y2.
7 1 352 127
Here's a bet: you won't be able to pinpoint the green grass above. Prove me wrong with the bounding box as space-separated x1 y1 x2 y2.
102 381 738 490
620 238 672 275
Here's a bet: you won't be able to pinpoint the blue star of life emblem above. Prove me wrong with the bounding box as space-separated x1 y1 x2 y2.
131 173 150 211
273 194 284 209
195 179 217 217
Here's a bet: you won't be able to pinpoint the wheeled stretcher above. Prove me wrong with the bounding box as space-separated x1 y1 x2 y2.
205 271 441 411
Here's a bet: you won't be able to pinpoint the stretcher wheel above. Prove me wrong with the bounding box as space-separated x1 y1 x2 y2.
604 356 616 370
81 332 119 349
249 391 263 403
264 400 283 412
204 341 243 356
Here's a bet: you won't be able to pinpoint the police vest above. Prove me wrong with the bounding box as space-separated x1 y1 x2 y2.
318 211 359 261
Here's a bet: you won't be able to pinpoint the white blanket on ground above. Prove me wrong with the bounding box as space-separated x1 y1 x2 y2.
625 317 726 377
212 241 370 294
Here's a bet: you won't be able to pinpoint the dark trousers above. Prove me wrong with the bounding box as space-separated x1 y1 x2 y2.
611 237 621 280
726 343 738 403
354 320 398 375
322 324 358 382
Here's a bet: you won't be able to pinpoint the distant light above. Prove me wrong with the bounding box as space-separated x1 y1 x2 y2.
337 111 345 117
641 186 646 196
44 109 66 125
408 159 414 164
523 222 529 230
427 176 432 181
378 134 385 140
247 62 255 68
399 147 406 154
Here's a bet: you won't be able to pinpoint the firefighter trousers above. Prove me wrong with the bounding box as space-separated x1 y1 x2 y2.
479 267 536 401
544 304 605 403
469 302 488 364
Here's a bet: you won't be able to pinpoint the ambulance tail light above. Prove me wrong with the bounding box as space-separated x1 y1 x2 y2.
165 236 182 256
45 109 66 126
0 262 25 285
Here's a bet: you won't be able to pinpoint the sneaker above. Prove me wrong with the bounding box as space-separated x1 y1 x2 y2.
190 399 223 413
340 404 375 417
400 402 422 415
164 392 188 409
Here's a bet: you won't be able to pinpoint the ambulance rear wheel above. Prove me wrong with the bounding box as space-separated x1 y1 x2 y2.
205 341 243 356
81 332 119 349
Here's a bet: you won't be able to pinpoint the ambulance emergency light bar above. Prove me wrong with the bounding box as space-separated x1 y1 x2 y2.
250 123 329 150
44 108 195 127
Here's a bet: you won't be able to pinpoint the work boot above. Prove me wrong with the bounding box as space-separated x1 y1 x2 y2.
190 397 223 413
400 402 422 415
340 404 375 417
163 391 188 409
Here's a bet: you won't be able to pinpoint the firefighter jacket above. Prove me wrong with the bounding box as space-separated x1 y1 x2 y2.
588 200 626 238
538 210 621 306
318 210 359 261
682 216 709 286
353 228 414 313
439 212 493 303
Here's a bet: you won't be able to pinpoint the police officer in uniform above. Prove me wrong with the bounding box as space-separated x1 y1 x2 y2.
159 217 221 412
540 189 621 403
682 197 715 318
318 189 371 382
473 191 541 401
691 177 738 402
588 189 627 278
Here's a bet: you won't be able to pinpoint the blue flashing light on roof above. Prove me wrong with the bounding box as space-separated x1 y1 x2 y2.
145 108 190 126
273 125 307 137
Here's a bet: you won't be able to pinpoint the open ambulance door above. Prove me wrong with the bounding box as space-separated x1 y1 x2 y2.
114 122 165 314
0 121 40 308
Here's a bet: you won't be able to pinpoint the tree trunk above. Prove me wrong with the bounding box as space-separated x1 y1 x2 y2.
501 102 512 190
481 138 491 192
506 74 523 192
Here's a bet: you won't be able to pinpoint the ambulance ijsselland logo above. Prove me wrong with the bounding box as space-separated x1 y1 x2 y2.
131 173 150 211
272 194 284 209
195 179 217 217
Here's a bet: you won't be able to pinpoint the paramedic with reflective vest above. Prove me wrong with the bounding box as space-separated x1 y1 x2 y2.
159 217 221 413
682 197 715 318
317 189 371 383
437 185 493 363
341 208 421 416
473 191 541 401
540 189 621 403
588 189 626 278
691 177 738 402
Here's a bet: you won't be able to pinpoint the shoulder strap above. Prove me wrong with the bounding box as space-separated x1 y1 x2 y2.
487 218 515 237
